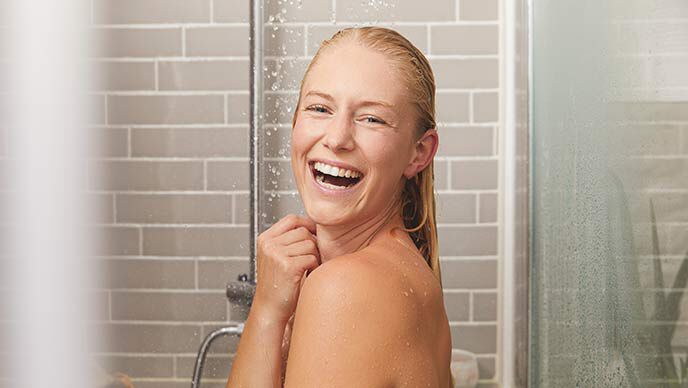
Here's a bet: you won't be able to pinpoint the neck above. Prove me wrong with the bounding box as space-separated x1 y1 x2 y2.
315 197 406 264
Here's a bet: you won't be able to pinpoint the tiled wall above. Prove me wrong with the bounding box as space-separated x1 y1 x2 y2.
87 0 503 387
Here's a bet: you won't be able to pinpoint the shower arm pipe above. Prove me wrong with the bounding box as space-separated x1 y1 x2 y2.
249 0 263 285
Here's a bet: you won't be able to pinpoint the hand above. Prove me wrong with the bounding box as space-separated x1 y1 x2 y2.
251 214 320 325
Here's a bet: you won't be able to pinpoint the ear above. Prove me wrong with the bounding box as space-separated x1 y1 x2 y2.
403 128 439 179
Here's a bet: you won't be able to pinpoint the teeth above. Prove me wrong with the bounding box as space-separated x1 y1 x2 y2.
313 162 361 179
316 173 353 190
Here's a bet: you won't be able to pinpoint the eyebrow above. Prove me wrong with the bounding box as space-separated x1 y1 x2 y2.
304 90 395 109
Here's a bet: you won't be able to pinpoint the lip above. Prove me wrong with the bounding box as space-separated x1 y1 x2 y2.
307 159 365 196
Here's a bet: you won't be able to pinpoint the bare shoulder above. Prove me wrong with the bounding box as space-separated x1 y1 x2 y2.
283 254 405 387
284 246 451 387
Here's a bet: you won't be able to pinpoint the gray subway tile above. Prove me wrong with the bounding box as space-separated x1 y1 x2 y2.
336 0 454 21
91 127 128 158
434 160 448 190
264 58 308 92
226 94 249 124
438 226 498 256
431 25 498 55
94 61 155 91
203 324 241 353
177 355 232 379
263 127 292 158
479 193 497 223
307 25 428 55
158 60 248 91
108 95 224 125
96 355 173 378
459 0 499 21
451 160 498 190
95 28 182 58
93 160 204 191
92 193 115 223
111 291 227 321
450 324 497 353
436 92 470 124
207 160 249 190
432 59 498 89
265 25 306 56
264 160 295 190
95 226 140 256
132 127 248 158
103 258 196 289
443 291 470 321
116 194 231 224
437 126 493 156
98 323 201 353
93 0 210 24
142 226 249 256
476 356 496 379
436 193 476 223
440 258 497 288
186 26 248 57
473 292 497 321
197 259 250 289
264 93 299 125
213 0 248 22
264 0 332 22
473 92 498 123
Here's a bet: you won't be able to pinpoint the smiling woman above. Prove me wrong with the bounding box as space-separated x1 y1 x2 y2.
226 27 454 388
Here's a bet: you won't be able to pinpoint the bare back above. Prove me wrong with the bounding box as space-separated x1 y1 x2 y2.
359 228 453 388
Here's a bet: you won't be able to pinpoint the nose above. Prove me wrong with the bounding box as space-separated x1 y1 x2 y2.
323 113 355 152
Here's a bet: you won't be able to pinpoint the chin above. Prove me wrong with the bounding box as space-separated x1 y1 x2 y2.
304 202 353 226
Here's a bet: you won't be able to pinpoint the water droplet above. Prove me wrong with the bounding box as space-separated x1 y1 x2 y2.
406 341 410 347
403 291 409 297
273 283 278 288
409 287 414 294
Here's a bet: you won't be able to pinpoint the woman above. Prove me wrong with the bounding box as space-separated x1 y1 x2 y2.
226 27 454 388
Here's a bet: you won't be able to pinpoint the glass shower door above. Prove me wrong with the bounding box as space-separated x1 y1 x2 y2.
530 0 688 386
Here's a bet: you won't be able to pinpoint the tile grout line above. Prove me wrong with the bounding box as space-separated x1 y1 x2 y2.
209 0 214 24
182 26 187 57
476 192 481 223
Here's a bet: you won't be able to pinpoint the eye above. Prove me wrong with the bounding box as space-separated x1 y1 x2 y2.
305 104 330 114
363 115 386 125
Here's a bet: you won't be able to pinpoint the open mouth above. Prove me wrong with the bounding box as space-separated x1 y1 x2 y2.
309 161 364 190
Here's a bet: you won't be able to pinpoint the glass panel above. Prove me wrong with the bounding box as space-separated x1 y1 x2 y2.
531 1 688 386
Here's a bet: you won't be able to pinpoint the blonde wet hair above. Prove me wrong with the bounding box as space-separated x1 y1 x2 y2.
292 26 442 284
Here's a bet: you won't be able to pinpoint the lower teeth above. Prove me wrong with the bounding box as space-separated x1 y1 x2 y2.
316 174 354 190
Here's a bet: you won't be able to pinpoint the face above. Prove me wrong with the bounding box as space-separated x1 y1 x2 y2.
290 41 437 226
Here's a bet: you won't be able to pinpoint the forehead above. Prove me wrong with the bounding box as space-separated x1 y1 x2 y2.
301 42 410 106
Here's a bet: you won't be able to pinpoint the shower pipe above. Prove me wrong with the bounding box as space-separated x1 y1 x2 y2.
190 0 262 386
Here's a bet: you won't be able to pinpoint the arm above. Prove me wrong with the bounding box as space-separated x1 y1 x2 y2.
227 274 307 388
225 305 287 388
226 214 319 388
283 258 399 387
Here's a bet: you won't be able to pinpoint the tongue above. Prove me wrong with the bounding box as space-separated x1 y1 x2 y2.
323 173 358 187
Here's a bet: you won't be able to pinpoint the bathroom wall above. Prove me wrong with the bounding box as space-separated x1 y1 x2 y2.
87 0 503 387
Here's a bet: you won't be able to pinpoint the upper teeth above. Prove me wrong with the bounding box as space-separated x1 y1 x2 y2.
314 162 362 178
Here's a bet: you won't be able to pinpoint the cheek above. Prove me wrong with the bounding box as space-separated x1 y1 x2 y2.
290 122 318 156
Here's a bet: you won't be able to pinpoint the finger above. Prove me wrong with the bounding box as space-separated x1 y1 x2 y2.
264 214 317 238
284 239 319 257
293 254 320 273
276 226 316 246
